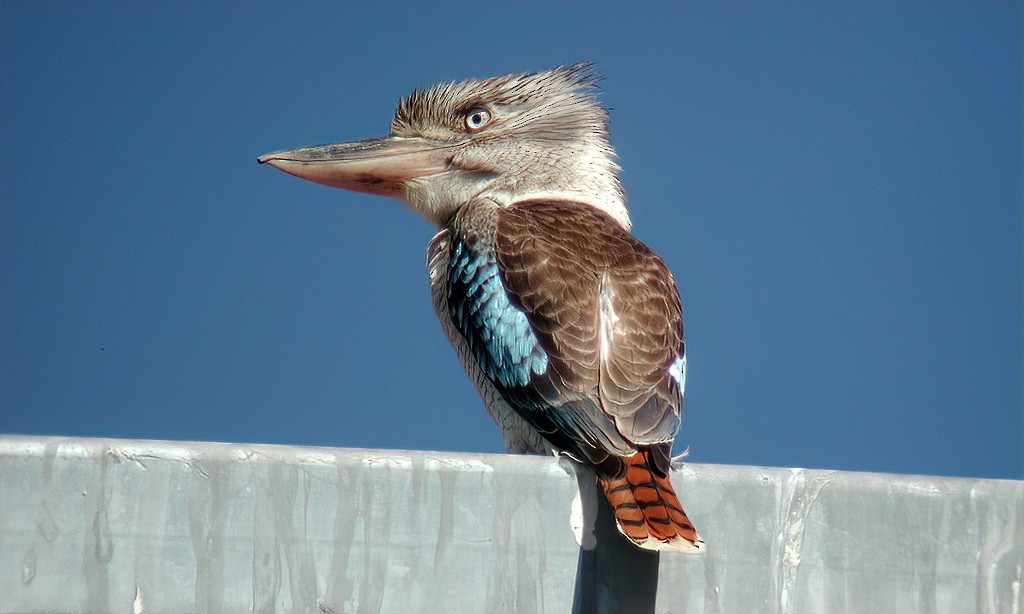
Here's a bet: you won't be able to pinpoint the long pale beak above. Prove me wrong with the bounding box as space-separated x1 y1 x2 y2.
258 136 453 196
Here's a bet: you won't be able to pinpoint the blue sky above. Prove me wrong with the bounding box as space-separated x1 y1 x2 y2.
1 3 1020 480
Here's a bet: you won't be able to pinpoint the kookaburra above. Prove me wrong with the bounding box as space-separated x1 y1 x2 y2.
260 64 703 552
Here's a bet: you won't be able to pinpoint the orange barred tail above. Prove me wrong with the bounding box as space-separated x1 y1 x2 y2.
599 449 704 552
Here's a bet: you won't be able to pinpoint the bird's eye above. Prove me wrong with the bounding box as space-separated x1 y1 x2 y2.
464 107 493 132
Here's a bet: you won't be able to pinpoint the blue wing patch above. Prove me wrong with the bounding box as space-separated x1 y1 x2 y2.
447 237 549 390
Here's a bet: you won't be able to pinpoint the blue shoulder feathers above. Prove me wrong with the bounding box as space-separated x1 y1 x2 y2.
446 236 549 390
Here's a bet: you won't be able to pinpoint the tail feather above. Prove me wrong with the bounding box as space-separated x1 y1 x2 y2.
599 449 704 552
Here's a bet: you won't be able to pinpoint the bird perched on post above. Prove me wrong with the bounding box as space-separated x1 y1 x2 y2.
259 64 703 552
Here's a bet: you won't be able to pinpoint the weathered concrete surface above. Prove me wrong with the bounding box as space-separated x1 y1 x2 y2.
0 435 1020 613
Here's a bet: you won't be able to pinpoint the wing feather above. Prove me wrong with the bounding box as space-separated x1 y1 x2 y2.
495 201 685 449
442 199 685 469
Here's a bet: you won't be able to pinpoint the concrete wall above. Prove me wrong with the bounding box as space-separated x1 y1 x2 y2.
0 435 1020 613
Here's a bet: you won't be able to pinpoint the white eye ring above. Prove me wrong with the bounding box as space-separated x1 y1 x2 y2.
464 107 493 132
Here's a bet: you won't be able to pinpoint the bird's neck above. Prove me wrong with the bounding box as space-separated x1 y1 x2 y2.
482 184 630 231
401 146 631 232
481 148 630 230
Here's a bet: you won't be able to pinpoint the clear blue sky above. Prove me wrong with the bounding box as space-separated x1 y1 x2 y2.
1 3 1020 480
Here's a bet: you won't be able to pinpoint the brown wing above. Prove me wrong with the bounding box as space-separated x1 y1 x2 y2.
495 201 684 450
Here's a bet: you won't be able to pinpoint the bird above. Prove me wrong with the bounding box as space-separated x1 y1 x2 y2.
259 64 703 552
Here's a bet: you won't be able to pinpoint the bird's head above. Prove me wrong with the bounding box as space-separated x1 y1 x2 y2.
259 64 630 229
